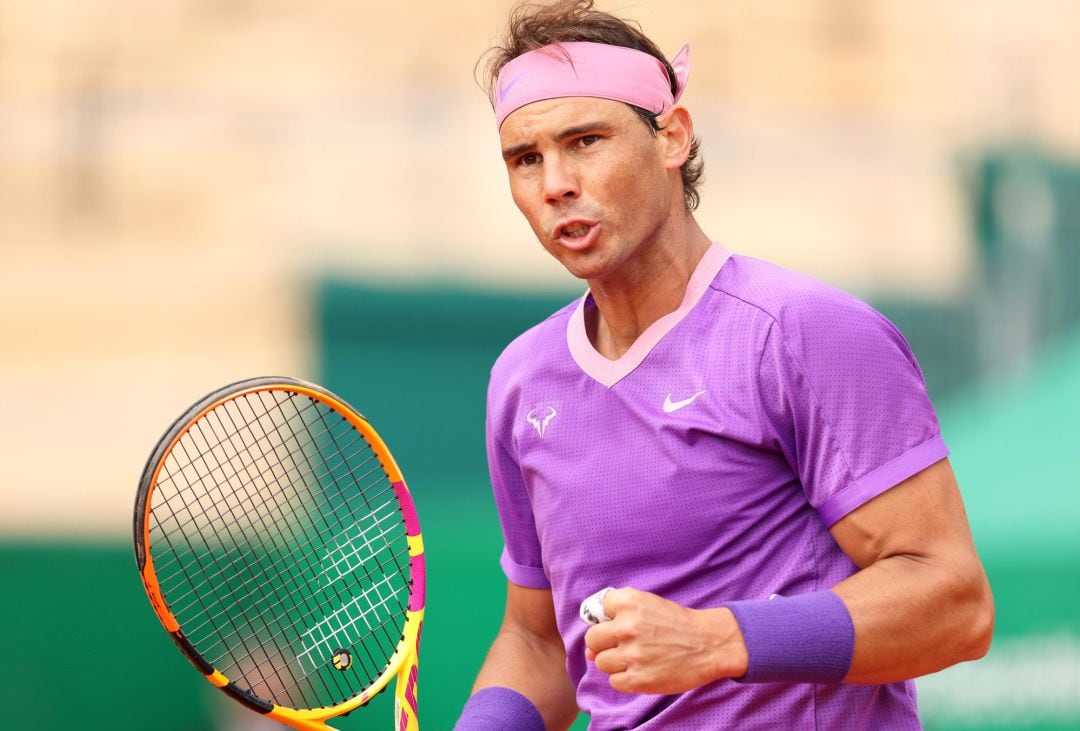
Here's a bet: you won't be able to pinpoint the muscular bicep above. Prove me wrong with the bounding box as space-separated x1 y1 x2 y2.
829 458 978 569
474 582 566 687
827 458 994 682
502 582 563 642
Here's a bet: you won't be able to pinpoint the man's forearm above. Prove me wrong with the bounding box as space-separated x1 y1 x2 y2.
470 625 578 730
833 550 993 684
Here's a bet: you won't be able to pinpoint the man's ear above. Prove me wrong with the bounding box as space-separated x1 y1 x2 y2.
656 105 694 171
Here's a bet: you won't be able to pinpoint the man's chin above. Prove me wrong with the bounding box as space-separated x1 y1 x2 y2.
565 262 620 284
550 249 605 280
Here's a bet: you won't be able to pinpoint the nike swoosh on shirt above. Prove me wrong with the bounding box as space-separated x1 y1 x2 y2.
663 390 707 413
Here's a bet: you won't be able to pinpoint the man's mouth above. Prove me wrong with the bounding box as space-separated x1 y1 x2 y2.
554 220 597 241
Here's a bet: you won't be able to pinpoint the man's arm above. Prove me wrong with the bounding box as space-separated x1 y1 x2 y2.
466 582 579 730
829 457 994 683
584 458 994 691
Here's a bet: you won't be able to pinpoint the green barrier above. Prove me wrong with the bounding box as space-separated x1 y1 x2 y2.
317 279 579 489
918 323 1080 730
0 490 507 731
0 542 216 731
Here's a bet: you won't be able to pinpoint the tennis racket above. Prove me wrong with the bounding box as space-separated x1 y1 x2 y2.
133 376 425 730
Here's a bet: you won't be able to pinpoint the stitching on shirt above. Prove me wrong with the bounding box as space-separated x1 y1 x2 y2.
708 283 860 509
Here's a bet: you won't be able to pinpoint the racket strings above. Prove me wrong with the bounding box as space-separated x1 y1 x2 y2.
164 393 406 708
157 394 404 671
183 406 341 702
154 394 354 706
148 389 413 710
185 399 408 695
155 392 385 598
159 397 353 614
156 425 270 686
175 492 407 656
280 393 412 697
260 388 412 669
154 393 379 544
156 414 385 607
232 391 402 706
215 391 406 703
237 392 409 612
171 488 402 638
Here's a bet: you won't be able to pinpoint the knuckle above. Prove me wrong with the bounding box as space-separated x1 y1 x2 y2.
595 650 617 672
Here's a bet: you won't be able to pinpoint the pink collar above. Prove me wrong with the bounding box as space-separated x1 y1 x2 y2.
567 243 732 388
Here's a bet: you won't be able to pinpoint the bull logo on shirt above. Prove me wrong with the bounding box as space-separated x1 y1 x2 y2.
526 406 557 437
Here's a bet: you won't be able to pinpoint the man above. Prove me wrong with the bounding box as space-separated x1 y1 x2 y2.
455 1 994 728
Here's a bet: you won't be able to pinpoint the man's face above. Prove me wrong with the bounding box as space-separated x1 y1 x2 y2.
499 97 678 282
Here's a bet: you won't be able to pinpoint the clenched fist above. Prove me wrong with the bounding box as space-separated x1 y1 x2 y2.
582 587 749 694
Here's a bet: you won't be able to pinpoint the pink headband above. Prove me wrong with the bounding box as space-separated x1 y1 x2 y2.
493 41 691 129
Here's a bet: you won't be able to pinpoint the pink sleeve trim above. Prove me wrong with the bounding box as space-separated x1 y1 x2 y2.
817 435 950 527
500 546 551 589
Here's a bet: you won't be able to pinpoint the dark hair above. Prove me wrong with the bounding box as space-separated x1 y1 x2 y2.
479 0 704 211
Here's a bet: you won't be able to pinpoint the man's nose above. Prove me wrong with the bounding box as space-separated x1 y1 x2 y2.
543 156 580 204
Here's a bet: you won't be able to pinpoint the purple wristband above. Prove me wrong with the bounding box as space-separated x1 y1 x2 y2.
723 590 855 684
453 687 546 731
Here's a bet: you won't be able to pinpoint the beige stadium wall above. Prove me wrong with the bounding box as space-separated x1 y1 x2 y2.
2 0 1078 533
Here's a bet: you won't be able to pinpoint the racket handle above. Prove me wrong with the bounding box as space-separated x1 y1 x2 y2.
579 587 615 624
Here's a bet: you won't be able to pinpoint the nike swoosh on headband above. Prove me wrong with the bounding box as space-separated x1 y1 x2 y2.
498 72 527 102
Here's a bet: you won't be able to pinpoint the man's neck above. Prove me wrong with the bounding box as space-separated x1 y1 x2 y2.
585 216 713 360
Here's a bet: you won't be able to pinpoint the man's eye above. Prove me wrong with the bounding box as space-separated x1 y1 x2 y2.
519 153 541 166
579 135 599 147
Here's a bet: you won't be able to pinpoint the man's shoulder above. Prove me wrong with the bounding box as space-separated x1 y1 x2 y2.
713 254 916 379
713 254 885 334
490 296 580 381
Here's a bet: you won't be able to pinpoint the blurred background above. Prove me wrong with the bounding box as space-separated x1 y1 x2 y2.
1 0 1078 728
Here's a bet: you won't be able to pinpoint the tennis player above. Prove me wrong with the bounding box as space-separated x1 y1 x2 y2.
455 2 994 728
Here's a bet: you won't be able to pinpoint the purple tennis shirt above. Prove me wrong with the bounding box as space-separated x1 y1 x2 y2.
486 243 946 729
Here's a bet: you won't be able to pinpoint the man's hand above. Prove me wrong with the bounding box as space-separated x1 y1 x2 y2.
582 587 749 694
